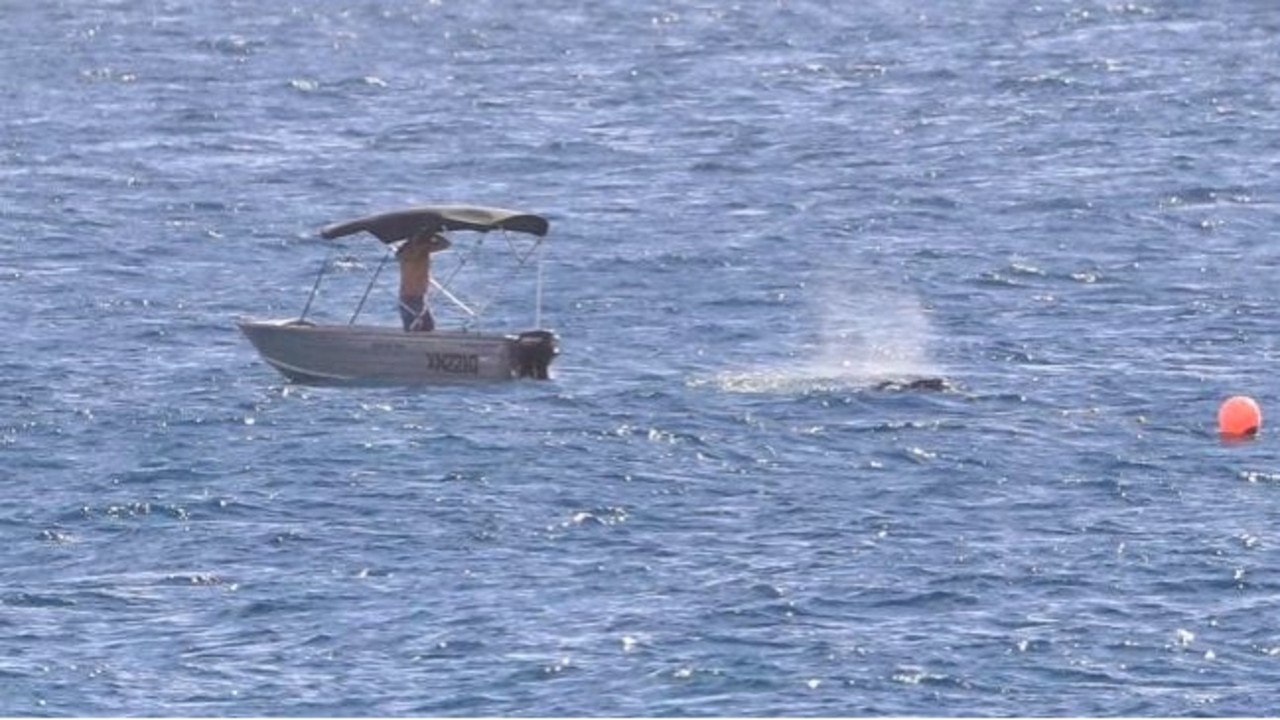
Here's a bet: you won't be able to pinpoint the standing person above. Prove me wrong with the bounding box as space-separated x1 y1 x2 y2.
396 231 451 331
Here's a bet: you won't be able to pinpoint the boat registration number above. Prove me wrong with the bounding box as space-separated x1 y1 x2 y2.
425 352 480 374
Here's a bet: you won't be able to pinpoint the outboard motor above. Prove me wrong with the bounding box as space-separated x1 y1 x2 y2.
514 330 558 380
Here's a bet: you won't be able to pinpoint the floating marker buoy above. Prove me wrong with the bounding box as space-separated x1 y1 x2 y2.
1218 395 1261 438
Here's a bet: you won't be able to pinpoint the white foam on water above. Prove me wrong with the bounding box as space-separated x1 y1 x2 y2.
704 282 942 394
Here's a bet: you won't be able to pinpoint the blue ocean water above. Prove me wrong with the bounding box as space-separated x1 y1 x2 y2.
3 0 1280 715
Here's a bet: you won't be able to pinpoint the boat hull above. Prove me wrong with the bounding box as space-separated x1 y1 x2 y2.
238 319 557 385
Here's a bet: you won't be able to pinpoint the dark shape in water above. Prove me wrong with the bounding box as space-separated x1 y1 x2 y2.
873 377 955 392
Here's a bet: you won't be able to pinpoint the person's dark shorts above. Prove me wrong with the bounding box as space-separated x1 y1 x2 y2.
399 296 434 331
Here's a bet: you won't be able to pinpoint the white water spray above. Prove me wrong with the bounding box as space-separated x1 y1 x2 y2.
709 281 942 394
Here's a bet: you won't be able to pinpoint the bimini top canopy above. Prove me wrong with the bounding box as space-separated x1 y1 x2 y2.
320 205 549 244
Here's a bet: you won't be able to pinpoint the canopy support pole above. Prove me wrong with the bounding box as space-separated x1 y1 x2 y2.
534 239 545 329
349 250 391 325
298 249 331 322
431 278 477 319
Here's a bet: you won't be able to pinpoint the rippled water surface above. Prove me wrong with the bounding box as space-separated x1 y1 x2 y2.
3 0 1280 716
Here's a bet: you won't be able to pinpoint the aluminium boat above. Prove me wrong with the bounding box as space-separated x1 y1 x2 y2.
238 204 558 385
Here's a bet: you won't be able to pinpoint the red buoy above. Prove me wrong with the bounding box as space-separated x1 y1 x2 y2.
1218 396 1262 438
